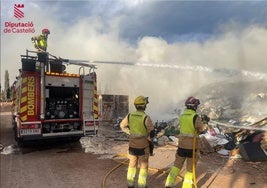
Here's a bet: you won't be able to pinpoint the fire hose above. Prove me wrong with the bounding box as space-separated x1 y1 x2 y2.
101 153 184 188
101 154 128 188
192 130 198 188
102 117 267 187
29 44 58 59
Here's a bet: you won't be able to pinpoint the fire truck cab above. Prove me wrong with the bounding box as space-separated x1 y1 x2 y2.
12 50 99 146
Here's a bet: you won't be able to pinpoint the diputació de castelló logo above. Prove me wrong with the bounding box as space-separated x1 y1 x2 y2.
3 3 35 34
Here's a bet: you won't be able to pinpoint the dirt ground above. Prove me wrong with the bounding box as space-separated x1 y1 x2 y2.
1 103 267 188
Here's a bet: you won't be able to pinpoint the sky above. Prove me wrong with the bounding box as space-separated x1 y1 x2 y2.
1 0 267 120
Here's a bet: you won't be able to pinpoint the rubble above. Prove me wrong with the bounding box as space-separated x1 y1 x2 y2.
110 118 267 161
84 80 267 164
152 118 267 162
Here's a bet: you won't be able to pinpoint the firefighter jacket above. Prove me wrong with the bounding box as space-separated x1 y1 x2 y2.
178 109 207 150
32 35 47 51
120 110 154 149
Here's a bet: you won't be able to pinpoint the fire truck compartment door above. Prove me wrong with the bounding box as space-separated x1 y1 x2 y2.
82 75 94 119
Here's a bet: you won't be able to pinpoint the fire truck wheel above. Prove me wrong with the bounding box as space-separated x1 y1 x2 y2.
13 126 18 141
17 138 24 147
71 136 81 142
13 126 24 147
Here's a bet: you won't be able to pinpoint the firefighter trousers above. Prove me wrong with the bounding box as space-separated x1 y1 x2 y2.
165 150 200 187
127 147 149 188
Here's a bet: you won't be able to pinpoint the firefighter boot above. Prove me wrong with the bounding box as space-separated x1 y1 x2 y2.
137 168 148 188
127 167 136 188
182 171 193 188
165 166 180 187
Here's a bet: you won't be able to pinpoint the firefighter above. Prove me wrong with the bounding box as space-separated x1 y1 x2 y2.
120 96 155 188
31 28 50 52
165 96 209 188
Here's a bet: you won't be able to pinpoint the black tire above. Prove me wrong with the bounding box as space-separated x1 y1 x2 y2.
71 136 81 142
17 138 24 147
13 125 18 141
13 125 24 147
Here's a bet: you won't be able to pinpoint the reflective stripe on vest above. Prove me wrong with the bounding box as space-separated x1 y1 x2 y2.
179 133 195 137
179 109 196 136
129 111 148 137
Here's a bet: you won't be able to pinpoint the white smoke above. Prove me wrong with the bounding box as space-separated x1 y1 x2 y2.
1 2 267 121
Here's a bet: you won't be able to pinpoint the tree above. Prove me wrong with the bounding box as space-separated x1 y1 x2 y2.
0 83 2 101
4 70 10 101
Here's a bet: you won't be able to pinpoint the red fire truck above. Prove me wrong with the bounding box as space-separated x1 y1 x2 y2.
12 50 99 146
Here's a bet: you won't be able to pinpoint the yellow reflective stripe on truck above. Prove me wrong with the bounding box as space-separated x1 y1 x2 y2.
93 72 98 119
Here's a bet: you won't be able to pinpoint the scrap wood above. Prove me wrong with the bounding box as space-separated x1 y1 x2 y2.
251 117 267 127
210 116 267 132
201 167 222 187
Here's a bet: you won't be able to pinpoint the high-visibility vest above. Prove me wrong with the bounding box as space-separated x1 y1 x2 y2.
37 35 47 49
179 109 196 137
128 111 148 137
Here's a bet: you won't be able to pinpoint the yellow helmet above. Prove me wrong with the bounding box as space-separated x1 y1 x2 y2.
134 96 149 106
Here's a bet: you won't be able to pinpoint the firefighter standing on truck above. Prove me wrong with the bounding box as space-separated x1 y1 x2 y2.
120 96 154 188
31 28 50 52
165 96 209 188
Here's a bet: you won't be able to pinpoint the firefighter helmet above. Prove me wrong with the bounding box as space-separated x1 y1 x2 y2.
42 28 50 35
134 96 149 106
185 96 200 110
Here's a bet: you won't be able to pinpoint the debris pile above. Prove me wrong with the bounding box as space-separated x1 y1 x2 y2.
96 80 267 163
152 117 267 162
